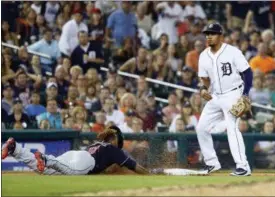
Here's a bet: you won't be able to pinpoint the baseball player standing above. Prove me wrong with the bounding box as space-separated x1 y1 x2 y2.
197 23 253 176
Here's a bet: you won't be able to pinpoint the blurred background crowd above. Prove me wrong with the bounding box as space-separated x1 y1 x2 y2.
1 1 275 168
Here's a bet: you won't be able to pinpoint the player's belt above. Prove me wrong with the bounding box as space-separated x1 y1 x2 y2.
216 85 243 95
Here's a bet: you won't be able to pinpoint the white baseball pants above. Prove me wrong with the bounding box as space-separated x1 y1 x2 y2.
12 143 95 175
196 88 250 171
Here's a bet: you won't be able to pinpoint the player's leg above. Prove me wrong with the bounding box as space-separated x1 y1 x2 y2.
1 138 59 175
220 91 251 176
35 150 95 175
196 99 224 173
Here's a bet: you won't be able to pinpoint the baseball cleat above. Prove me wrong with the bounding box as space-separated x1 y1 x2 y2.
230 168 251 176
1 137 16 159
201 165 221 174
35 151 46 173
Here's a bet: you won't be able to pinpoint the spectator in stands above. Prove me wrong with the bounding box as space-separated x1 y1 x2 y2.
106 1 137 47
225 1 251 30
40 82 64 108
39 119 51 130
61 57 72 79
16 8 38 45
244 2 274 34
59 11 88 56
2 84 14 115
28 27 61 74
244 31 260 60
167 44 182 77
7 98 31 129
64 85 83 109
176 35 190 66
119 109 135 133
178 66 198 97
12 47 30 72
136 98 156 132
85 68 100 87
2 20 19 46
103 97 125 127
44 2 60 27
88 8 104 43
91 111 106 133
70 66 83 86
152 33 169 58
151 53 170 81
96 86 110 110
184 2 207 21
155 1 182 44
8 70 31 102
264 73 275 106
185 40 204 72
185 21 205 47
119 47 152 77
84 85 101 113
36 99 62 129
30 55 42 75
254 120 275 168
71 106 88 131
175 89 185 108
59 3 72 24
239 118 250 133
169 101 198 133
119 93 137 114
136 2 153 34
135 77 149 99
104 77 117 95
269 40 275 57
71 31 104 73
113 37 135 66
145 92 162 124
249 76 271 105
35 15 47 38
25 91 46 117
63 117 75 129
76 75 88 98
54 65 70 98
162 92 180 124
2 49 14 82
115 86 127 104
261 29 274 47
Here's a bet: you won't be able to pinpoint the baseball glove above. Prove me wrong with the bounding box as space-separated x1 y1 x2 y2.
229 96 251 117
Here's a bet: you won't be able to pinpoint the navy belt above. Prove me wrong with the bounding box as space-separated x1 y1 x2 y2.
216 85 243 95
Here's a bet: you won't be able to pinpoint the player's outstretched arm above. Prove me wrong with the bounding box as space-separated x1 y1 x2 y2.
134 164 150 175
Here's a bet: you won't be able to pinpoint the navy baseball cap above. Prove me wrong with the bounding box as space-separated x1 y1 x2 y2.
202 23 223 35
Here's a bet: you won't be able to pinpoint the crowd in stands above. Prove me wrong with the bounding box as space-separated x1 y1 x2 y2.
1 1 275 167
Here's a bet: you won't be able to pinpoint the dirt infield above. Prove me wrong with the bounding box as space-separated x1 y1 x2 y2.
75 180 275 196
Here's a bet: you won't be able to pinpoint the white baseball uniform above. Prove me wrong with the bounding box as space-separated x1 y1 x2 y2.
197 43 251 171
11 142 95 175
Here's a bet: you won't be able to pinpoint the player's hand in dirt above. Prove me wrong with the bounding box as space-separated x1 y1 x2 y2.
200 89 212 101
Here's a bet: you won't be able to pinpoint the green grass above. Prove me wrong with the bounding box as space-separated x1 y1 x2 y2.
2 174 275 196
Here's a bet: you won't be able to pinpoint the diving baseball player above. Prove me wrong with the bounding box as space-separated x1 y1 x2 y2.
197 23 253 176
1 126 148 175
